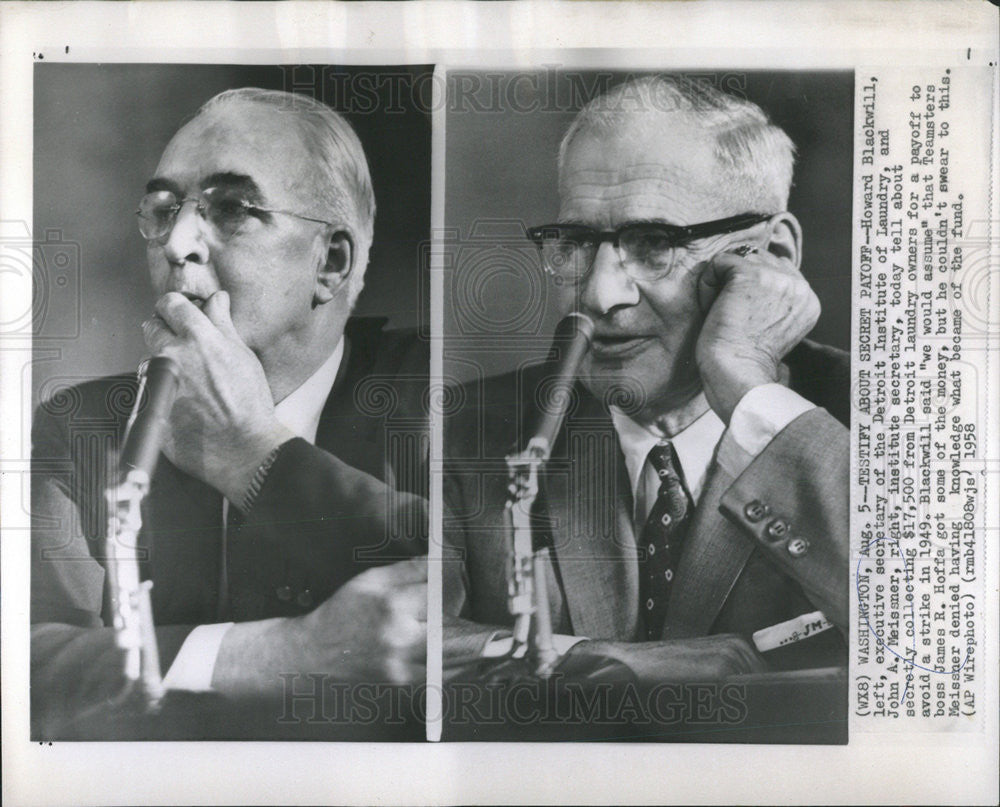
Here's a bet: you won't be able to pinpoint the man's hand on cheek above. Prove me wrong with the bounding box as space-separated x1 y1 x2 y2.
694 249 820 425
142 290 293 502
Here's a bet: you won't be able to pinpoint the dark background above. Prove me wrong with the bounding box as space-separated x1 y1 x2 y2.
444 70 853 382
33 63 432 405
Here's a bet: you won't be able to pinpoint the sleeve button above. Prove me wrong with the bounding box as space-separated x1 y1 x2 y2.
275 585 293 602
786 536 810 557
765 518 790 540
296 589 314 608
744 500 770 522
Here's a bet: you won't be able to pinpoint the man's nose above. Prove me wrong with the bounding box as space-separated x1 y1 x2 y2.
578 241 640 316
161 201 210 266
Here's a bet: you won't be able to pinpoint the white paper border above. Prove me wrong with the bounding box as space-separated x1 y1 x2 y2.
2 2 997 805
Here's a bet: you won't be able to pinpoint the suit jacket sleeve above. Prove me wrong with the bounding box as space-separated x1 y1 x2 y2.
228 437 427 621
30 329 429 730
719 407 849 630
221 325 429 620
441 461 510 664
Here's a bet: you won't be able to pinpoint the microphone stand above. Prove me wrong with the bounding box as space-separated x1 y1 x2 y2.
105 466 165 709
504 440 559 677
103 357 179 711
503 313 593 678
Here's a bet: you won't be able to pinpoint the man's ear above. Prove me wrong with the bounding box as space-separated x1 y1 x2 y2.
314 230 355 306
765 212 803 272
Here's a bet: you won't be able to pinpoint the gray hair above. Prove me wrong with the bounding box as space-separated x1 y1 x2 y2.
198 88 375 305
558 75 796 213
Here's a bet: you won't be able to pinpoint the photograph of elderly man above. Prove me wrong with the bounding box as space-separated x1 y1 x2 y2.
442 71 852 742
30 65 432 740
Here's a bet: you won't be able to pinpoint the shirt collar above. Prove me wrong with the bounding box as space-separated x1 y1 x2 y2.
609 395 725 505
273 338 344 445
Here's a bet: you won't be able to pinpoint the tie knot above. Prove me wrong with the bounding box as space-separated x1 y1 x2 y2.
647 440 689 521
648 441 676 476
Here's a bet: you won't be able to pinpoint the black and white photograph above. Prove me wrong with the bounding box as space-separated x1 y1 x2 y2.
1 1 997 805
28 63 432 741
442 69 853 741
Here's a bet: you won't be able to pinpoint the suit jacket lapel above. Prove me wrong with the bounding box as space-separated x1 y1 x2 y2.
662 459 754 639
314 325 384 480
543 386 640 640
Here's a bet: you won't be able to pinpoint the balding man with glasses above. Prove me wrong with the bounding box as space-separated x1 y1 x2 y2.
444 77 850 682
31 89 427 732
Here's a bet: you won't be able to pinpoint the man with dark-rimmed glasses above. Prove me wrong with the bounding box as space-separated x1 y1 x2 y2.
445 75 849 683
31 88 427 733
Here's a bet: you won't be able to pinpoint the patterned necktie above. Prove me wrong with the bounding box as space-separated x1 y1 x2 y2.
638 440 692 640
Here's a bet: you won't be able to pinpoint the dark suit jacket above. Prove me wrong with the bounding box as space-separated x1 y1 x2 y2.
31 318 427 728
444 339 849 672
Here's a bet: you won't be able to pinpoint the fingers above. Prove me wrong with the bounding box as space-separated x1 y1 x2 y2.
154 292 212 339
388 579 428 623
378 579 427 684
144 290 242 357
144 293 211 358
697 249 767 312
696 255 736 313
703 244 798 286
360 571 427 649
202 290 240 339
382 606 426 653
303 569 426 684
336 560 428 649
698 246 811 316
141 315 174 354
383 657 425 686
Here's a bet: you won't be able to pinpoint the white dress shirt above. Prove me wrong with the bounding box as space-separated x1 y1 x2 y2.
162 339 345 692
611 383 816 520
482 382 816 656
610 393 723 525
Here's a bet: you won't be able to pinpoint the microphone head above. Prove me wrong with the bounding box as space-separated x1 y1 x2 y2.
118 356 181 483
530 312 595 457
553 311 595 345
144 356 180 384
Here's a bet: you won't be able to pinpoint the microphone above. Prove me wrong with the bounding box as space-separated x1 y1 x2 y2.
502 311 593 677
105 355 179 708
528 312 594 460
119 356 181 483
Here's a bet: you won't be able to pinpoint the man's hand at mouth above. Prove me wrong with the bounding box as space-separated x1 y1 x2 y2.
143 290 294 503
179 291 207 310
